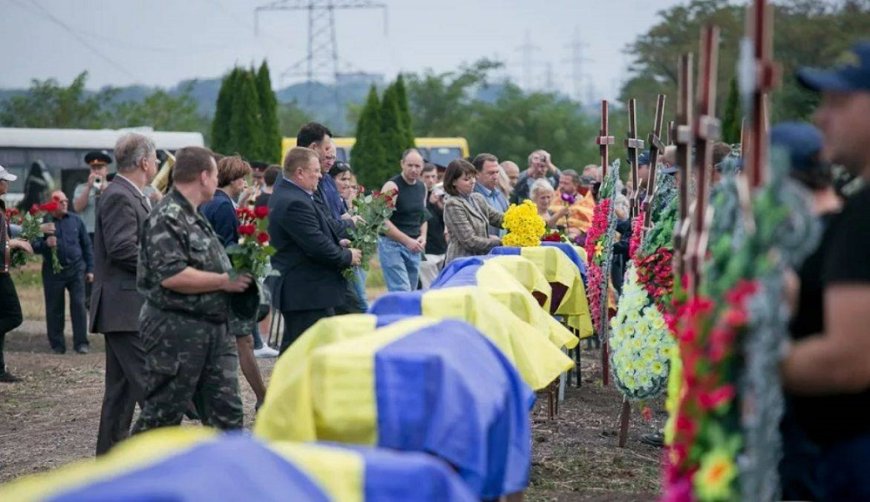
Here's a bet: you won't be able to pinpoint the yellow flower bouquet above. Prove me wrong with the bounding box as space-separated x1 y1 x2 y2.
501 200 546 247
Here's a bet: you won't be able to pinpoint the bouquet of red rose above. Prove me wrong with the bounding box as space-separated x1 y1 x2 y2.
227 205 275 278
8 202 63 273
343 188 396 280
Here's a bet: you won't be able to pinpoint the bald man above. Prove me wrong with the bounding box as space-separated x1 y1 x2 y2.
31 190 94 354
500 160 521 188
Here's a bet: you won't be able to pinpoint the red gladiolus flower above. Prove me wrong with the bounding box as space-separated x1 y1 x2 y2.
29 204 40 216
256 231 270 244
699 385 735 411
239 223 256 236
723 308 748 329
675 415 696 434
254 205 269 219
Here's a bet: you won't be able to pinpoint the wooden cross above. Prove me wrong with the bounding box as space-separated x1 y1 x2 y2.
742 0 780 188
667 120 676 146
642 94 668 228
595 101 615 387
673 53 694 281
596 100 615 177
625 98 645 218
686 24 722 297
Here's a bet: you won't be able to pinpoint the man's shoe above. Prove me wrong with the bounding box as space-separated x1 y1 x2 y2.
0 371 21 383
75 345 90 354
52 347 66 355
640 432 665 448
254 346 279 358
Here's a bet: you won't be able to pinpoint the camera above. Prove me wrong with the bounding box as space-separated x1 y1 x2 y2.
93 176 103 190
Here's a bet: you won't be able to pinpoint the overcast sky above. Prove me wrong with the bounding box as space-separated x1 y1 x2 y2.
1 0 689 102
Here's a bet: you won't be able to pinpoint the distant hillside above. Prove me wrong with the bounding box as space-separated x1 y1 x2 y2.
0 74 518 136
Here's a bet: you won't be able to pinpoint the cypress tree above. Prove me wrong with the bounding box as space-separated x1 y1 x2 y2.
211 68 240 154
228 70 262 160
393 74 416 148
352 85 388 188
380 82 406 169
722 77 742 144
256 61 282 163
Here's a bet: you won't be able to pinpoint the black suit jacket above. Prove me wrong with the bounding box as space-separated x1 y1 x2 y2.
89 175 150 333
268 179 352 312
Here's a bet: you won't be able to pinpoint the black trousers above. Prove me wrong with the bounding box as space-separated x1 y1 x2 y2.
43 269 89 351
334 281 364 315
0 273 24 372
96 331 146 455
280 308 334 353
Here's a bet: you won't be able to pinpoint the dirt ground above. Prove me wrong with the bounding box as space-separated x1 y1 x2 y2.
1 318 663 501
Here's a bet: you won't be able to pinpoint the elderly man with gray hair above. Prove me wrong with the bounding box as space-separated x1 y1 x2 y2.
91 132 159 455
510 149 561 204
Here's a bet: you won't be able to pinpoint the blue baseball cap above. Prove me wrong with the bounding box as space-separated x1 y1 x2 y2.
636 151 650 166
770 122 823 172
797 41 870 92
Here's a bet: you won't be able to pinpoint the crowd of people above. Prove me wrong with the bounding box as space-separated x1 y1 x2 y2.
0 43 868 498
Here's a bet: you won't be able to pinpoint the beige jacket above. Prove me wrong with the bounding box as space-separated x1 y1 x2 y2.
443 192 504 266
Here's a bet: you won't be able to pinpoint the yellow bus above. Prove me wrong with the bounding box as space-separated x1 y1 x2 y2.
281 137 470 167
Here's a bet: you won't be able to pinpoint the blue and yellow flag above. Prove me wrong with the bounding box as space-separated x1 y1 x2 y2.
256 317 534 499
0 428 477 501
368 286 575 390
489 243 593 337
431 256 578 350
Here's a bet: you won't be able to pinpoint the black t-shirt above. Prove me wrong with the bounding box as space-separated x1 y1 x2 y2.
793 185 870 446
425 195 447 255
389 175 426 239
788 212 838 339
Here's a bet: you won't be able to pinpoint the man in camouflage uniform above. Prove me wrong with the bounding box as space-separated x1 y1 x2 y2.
132 146 252 433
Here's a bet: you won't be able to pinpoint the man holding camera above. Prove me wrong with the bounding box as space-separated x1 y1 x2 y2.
75 151 110 311
74 151 111 242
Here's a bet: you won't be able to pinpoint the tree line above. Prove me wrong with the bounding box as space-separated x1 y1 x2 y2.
2 0 867 180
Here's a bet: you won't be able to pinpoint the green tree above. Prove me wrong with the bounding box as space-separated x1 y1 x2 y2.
110 84 208 133
466 85 599 172
256 61 282 163
352 86 388 188
211 68 241 155
0 72 117 128
619 0 870 125
393 74 415 148
226 70 262 159
721 77 741 144
380 82 407 166
405 59 502 137
278 100 313 140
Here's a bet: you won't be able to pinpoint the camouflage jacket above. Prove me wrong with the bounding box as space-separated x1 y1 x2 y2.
137 189 233 323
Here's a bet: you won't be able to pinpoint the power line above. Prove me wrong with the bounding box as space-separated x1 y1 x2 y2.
8 0 139 81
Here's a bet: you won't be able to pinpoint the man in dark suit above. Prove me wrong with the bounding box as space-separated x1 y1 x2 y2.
90 132 158 455
268 147 362 352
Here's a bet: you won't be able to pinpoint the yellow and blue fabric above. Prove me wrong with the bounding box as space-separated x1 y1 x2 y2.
368 287 575 390
255 317 534 499
488 244 593 338
0 428 476 502
431 256 578 350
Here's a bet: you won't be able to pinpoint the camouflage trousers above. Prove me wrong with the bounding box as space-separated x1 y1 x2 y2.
132 306 243 434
